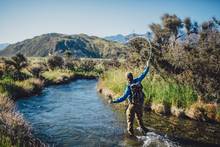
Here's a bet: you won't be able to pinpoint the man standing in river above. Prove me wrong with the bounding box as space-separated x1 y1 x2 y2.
110 61 150 137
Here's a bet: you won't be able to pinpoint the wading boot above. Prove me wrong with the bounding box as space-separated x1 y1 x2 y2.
140 127 149 135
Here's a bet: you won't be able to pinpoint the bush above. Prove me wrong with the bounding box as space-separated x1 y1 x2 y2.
27 64 46 78
11 53 28 71
64 60 75 70
0 54 29 81
127 37 150 68
75 60 96 72
0 58 15 78
47 55 64 70
64 50 73 59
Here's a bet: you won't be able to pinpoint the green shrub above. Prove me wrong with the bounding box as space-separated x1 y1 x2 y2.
27 64 45 78
47 55 64 70
75 60 96 72
11 53 28 71
64 60 75 70
0 54 29 81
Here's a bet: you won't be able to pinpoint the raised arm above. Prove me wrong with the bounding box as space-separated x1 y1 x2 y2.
135 66 149 82
112 86 131 103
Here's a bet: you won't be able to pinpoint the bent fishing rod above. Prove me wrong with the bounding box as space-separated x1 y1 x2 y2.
127 36 153 66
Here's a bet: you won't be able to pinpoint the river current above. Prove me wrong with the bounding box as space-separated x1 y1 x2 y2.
17 79 220 147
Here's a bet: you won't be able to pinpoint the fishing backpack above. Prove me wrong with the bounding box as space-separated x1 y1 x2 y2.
129 82 145 105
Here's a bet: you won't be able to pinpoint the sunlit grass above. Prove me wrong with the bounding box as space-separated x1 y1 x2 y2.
15 78 43 92
101 68 127 94
101 68 198 108
0 77 43 98
42 69 74 82
142 74 197 108
0 77 17 97
0 135 14 147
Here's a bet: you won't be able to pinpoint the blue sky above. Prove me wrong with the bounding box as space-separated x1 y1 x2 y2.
0 0 220 43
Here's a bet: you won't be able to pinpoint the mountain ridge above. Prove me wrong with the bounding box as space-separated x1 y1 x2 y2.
0 33 128 58
104 33 152 43
0 43 10 51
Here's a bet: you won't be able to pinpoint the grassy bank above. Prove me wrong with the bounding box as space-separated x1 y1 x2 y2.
98 67 220 122
0 77 44 99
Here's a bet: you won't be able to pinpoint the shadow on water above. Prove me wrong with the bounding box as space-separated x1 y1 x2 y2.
16 79 220 147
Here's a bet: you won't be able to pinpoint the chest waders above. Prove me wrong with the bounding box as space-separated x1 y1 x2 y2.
126 83 147 135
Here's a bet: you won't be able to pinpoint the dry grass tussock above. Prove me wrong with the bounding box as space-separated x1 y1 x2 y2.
0 95 47 147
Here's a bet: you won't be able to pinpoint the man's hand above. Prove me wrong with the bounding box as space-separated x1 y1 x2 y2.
146 60 150 67
108 99 113 104
108 95 113 104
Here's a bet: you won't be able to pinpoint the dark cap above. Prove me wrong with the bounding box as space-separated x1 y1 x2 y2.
126 72 133 78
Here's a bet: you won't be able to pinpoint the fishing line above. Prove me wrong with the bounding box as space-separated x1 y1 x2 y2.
127 36 153 65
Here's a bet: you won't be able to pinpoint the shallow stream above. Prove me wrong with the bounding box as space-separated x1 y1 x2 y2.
17 79 220 147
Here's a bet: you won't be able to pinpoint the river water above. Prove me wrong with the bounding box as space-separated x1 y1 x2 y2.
16 79 220 147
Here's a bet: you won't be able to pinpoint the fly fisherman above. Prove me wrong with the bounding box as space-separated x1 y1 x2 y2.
109 61 150 137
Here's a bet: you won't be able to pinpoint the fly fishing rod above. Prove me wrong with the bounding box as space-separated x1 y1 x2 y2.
127 35 153 66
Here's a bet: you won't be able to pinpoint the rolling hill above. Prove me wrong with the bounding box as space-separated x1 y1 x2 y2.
0 33 129 58
104 33 152 43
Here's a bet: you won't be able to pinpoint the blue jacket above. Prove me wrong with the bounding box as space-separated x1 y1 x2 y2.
112 67 149 103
